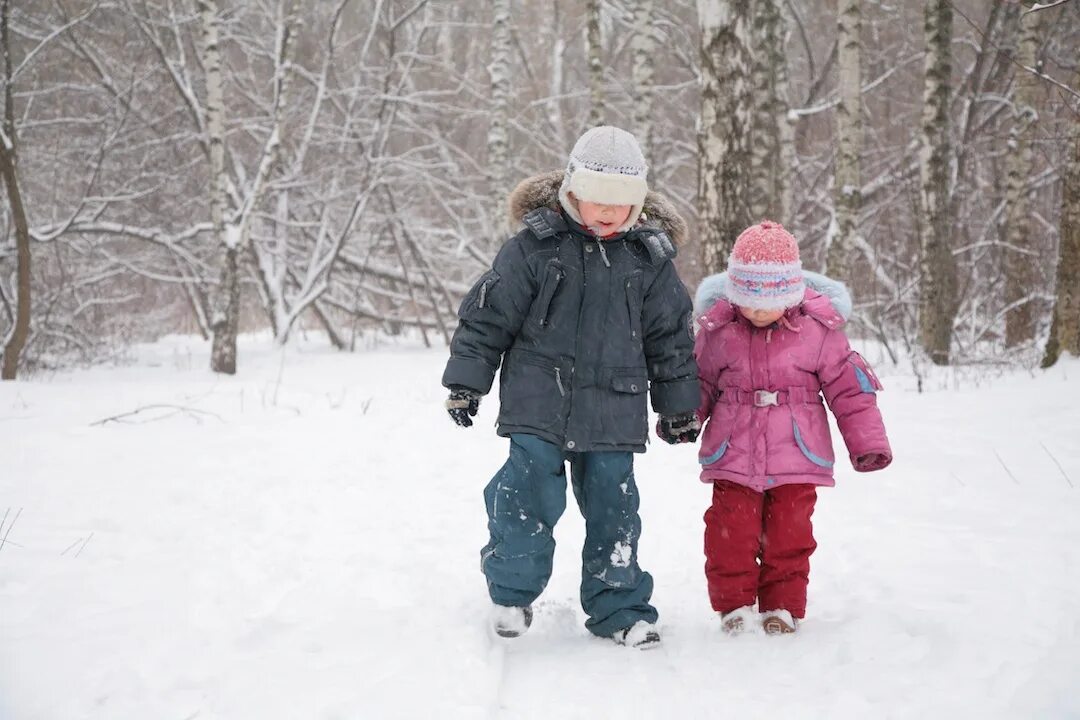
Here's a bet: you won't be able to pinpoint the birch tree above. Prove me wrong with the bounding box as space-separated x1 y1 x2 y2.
488 0 512 233
748 0 791 224
194 0 300 373
1043 81 1080 366
918 0 956 365
698 0 753 273
825 0 860 281
631 0 656 163
196 0 232 373
1003 2 1042 347
587 0 605 128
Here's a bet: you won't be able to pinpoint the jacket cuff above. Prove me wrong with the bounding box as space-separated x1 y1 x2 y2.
650 377 700 415
442 356 497 394
851 450 892 472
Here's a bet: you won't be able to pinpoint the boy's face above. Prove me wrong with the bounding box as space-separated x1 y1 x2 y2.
740 306 785 327
571 194 634 237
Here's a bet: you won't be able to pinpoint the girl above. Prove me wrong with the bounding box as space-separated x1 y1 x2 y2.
692 221 892 634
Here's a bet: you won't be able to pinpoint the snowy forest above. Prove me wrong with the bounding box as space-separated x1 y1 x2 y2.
5 3 1080 718
1 0 1078 378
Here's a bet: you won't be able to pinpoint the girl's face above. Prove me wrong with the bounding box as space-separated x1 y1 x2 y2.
740 306 785 327
571 194 634 237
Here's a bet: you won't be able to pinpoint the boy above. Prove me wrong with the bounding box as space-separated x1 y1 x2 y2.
443 126 699 649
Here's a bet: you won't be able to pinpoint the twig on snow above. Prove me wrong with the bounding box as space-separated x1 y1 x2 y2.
1040 442 1074 488
90 404 223 426
0 507 22 552
993 451 1021 485
75 532 94 557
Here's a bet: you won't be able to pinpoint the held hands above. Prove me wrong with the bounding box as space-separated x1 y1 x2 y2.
445 386 482 427
656 412 701 445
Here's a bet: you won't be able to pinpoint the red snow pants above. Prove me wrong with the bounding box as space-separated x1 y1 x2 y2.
704 480 818 618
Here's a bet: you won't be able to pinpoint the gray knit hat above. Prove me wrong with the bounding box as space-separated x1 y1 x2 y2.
558 126 649 233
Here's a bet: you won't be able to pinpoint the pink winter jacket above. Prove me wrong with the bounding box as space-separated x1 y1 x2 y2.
694 287 892 492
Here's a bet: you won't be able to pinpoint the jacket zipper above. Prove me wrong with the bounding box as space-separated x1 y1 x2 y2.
538 270 563 326
478 279 489 309
554 366 566 396
597 240 611 268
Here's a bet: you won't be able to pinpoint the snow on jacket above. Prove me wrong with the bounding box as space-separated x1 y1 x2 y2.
693 272 892 491
442 171 699 453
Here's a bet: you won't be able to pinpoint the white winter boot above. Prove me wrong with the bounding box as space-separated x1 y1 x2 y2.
491 605 533 638
612 620 662 650
720 605 758 635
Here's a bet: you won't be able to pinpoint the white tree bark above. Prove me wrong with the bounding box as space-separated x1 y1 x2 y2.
918 0 957 366
487 0 512 233
199 0 300 373
587 0 604 128
1003 3 1041 347
698 0 753 274
631 0 655 164
196 0 236 374
748 0 791 224
826 0 861 281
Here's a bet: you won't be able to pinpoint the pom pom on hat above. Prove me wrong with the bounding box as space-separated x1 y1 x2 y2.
726 221 805 310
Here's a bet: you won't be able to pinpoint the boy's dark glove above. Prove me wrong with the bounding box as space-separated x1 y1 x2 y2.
445 386 482 427
656 412 701 444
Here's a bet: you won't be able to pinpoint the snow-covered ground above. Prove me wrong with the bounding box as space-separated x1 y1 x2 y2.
3 334 1079 719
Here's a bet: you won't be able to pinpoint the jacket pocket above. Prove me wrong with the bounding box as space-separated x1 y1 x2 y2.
699 402 737 467
624 271 644 341
791 405 835 469
461 269 501 318
530 261 565 328
602 367 648 444
497 349 566 432
699 439 729 465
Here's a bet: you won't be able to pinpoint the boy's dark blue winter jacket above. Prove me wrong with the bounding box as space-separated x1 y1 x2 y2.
442 171 699 453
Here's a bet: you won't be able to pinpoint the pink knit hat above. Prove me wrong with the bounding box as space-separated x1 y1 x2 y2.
726 221 805 310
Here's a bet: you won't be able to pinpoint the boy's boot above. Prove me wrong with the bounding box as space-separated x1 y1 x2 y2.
492 605 533 638
762 609 797 635
612 620 661 650
720 605 757 635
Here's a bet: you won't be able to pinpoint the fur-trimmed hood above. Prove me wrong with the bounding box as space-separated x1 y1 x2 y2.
507 170 688 247
694 270 853 322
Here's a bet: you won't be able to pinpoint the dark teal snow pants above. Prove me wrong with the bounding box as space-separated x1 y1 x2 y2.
481 433 658 637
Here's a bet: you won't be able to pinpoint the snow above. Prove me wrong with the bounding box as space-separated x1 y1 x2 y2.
3 333 1080 719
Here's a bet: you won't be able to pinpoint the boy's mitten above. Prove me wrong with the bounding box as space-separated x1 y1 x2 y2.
445 386 481 427
656 412 701 444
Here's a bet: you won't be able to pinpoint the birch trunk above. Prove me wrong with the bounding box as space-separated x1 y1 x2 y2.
749 0 791 223
587 0 604 128
0 0 29 380
197 0 234 373
1043 85 1080 366
630 0 655 164
488 0 512 231
201 0 299 373
1003 3 1040 347
918 0 957 366
698 0 753 274
826 0 860 281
